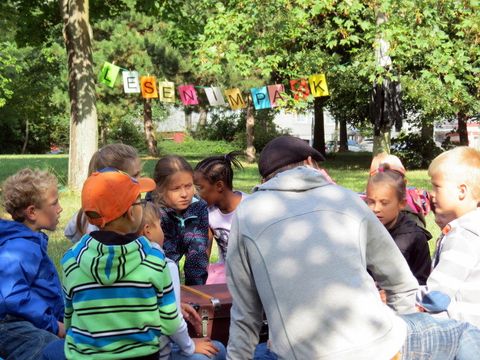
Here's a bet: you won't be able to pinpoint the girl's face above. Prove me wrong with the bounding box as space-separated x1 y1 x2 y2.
366 182 406 228
126 158 142 179
193 172 221 207
163 171 195 212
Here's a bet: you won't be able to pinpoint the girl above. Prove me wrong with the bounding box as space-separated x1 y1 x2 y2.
139 202 226 360
64 143 141 242
194 152 245 284
369 153 431 228
152 155 209 285
366 167 432 284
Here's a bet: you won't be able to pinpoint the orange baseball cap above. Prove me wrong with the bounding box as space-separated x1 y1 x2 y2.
82 168 156 227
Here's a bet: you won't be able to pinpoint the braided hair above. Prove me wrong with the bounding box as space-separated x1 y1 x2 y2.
194 151 243 190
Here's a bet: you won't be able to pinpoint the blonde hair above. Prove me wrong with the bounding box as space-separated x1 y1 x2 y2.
152 155 193 206
139 202 162 231
370 153 406 177
428 146 480 200
2 168 58 222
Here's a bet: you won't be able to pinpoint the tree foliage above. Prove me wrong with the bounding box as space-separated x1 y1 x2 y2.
0 0 478 155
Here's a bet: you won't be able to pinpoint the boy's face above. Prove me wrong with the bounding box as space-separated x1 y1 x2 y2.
130 196 145 232
31 185 63 231
430 172 462 227
146 222 164 247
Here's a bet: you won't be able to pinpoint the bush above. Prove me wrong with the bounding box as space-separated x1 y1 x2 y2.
107 117 147 152
194 110 241 142
235 109 290 152
194 109 289 153
391 133 443 169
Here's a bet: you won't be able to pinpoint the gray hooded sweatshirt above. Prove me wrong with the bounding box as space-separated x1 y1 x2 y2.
226 166 418 360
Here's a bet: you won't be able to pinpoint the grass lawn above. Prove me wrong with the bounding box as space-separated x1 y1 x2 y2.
0 140 440 273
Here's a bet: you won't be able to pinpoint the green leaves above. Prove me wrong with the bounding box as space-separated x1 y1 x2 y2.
0 42 20 108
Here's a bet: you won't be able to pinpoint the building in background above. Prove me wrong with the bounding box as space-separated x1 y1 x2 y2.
156 108 338 145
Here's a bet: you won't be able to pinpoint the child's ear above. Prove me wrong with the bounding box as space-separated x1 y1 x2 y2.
24 205 37 222
458 183 467 200
126 206 137 222
399 199 407 210
215 180 225 192
142 223 151 236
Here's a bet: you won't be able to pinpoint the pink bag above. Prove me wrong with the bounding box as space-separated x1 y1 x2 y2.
206 263 226 284
406 187 431 216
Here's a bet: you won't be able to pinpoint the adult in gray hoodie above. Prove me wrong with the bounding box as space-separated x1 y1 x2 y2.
226 136 480 360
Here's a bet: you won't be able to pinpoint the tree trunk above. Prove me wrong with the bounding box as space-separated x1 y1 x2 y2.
144 99 159 156
458 112 469 146
185 108 192 132
421 120 434 141
373 132 391 155
245 103 256 163
21 118 29 154
99 120 107 147
198 106 208 130
312 97 326 156
371 11 392 157
62 0 98 191
339 119 348 152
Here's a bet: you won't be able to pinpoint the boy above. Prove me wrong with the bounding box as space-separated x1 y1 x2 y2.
60 169 181 359
139 202 226 360
418 146 480 327
0 168 64 359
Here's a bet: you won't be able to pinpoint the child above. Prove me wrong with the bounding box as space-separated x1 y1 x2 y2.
0 168 64 359
366 168 432 284
194 152 246 284
139 202 226 360
152 155 209 285
57 169 181 359
64 143 141 242
369 153 431 228
417 146 480 327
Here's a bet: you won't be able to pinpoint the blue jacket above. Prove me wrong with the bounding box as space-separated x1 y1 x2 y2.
160 197 209 285
0 219 64 334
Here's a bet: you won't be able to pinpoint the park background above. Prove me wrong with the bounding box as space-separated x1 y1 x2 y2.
0 139 439 272
0 1 478 269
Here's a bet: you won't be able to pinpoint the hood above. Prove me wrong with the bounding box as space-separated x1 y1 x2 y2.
390 212 432 240
69 234 155 285
0 219 46 247
253 166 332 193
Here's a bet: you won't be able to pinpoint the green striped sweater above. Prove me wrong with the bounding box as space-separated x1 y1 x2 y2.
61 233 180 359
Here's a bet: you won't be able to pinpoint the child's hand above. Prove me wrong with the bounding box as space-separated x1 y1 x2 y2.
57 321 66 338
181 302 202 333
192 338 219 357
